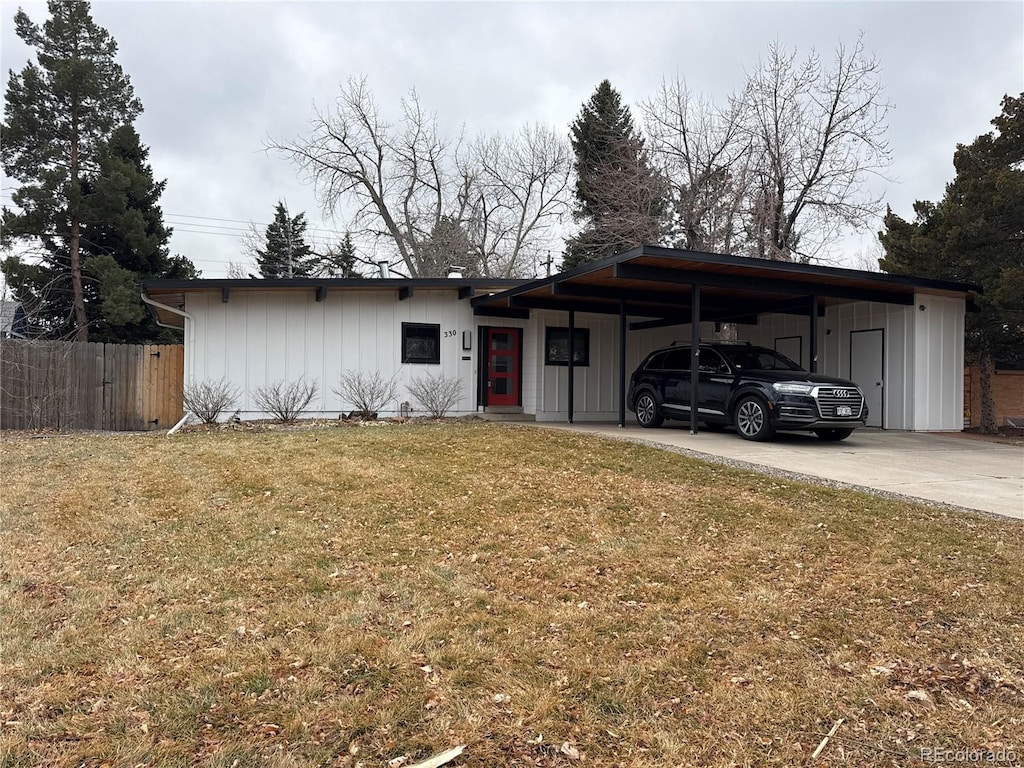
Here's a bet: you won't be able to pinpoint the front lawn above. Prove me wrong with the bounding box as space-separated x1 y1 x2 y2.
1 422 1021 767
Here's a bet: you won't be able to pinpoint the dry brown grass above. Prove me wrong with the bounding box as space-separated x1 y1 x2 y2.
1 422 1021 767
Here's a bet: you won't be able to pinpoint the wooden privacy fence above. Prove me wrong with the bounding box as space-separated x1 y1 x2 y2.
0 340 184 431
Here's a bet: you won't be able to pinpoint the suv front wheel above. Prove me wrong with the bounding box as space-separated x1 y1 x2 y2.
734 396 775 441
634 391 664 428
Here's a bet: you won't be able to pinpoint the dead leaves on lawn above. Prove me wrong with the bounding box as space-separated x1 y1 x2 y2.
1 423 1022 767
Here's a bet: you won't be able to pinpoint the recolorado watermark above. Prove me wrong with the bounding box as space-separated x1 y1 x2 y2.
920 746 1018 765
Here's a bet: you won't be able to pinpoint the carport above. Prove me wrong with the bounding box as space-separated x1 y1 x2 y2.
471 245 979 432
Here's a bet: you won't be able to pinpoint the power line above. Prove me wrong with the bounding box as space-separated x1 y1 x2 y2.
0 193 352 238
166 211 349 238
165 219 251 234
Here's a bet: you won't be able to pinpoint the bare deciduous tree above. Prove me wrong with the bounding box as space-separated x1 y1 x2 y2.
271 78 571 278
463 125 572 277
641 38 891 265
741 37 892 262
226 260 252 279
641 78 751 254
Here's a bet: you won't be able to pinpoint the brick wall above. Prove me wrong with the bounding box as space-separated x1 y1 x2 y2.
963 366 1024 428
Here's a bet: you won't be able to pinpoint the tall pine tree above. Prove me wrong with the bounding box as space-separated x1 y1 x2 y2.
563 80 668 269
879 94 1024 433
255 202 316 278
80 125 198 342
1 1 141 340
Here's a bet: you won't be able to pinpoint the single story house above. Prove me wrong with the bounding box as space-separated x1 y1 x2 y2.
142 245 979 432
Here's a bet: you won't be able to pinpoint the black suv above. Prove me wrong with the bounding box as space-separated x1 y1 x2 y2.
627 342 867 441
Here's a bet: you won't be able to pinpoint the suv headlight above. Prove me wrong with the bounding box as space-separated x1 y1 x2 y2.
773 382 814 395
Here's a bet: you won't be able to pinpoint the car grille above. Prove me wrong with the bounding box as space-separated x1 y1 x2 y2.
815 387 864 419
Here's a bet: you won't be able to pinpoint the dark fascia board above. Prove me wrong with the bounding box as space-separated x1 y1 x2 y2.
473 305 531 319
143 277 527 293
613 263 917 305
508 294 776 323
552 281 691 305
632 245 982 295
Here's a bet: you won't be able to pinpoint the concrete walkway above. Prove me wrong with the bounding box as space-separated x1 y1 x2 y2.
534 423 1024 521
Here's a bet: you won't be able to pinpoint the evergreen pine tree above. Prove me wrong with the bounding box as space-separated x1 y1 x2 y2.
563 80 668 269
80 125 198 342
255 202 316 278
316 232 364 278
1 1 142 340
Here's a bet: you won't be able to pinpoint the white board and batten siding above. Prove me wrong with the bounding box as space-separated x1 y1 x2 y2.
744 303 910 429
184 288 966 431
911 294 965 432
741 294 965 431
185 289 479 419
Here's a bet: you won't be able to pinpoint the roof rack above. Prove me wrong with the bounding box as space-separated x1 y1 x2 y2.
669 339 753 346
669 339 705 346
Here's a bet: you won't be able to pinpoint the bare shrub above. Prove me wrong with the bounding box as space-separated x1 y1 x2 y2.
183 378 240 424
406 372 461 419
334 370 398 419
252 377 319 423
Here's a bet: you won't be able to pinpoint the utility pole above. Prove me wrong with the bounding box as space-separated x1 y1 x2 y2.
542 251 554 277
285 202 294 279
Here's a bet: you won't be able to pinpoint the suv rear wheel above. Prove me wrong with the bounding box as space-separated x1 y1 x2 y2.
734 396 775 441
634 391 663 428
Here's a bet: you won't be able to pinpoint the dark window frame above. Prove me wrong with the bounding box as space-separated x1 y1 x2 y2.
401 322 441 364
544 326 590 367
643 350 668 371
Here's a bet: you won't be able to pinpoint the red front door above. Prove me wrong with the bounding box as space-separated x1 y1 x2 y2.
485 328 521 407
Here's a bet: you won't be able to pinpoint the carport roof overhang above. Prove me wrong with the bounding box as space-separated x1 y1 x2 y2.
470 245 980 324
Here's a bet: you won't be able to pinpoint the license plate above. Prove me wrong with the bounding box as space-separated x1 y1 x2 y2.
836 405 853 417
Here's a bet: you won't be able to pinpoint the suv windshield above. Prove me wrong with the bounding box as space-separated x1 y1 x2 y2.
719 347 804 371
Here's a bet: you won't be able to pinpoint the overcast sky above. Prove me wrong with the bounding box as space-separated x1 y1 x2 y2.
2 0 1022 279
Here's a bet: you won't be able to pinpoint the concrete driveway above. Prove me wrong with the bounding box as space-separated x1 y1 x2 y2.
535 423 1024 521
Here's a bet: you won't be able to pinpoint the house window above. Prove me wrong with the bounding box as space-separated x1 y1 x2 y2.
545 327 590 366
402 323 440 364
